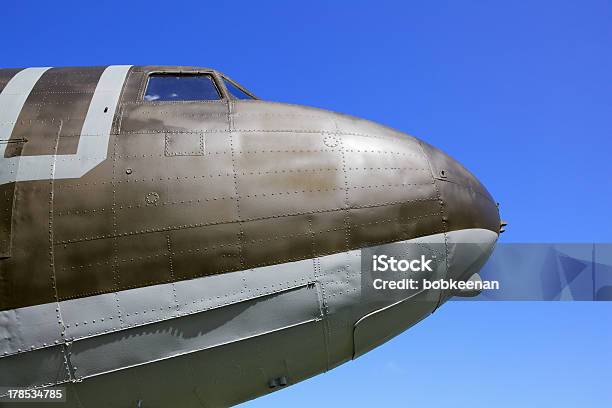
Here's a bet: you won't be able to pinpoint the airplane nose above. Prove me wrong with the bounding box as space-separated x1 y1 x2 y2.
419 140 500 294
419 140 500 235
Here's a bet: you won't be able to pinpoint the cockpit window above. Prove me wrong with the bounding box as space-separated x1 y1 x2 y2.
144 74 221 101
223 77 254 100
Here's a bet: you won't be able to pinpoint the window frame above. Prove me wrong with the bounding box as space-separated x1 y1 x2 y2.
142 70 225 103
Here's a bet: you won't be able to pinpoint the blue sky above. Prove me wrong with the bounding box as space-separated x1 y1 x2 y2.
2 1 611 406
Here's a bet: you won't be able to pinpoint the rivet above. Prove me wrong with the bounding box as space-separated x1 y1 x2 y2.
145 191 160 205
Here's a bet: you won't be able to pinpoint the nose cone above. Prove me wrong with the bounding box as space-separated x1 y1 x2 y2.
419 141 500 236
419 141 500 289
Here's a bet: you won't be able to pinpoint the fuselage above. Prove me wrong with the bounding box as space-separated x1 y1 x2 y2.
0 66 500 407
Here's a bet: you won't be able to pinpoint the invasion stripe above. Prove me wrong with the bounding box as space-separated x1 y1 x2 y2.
0 65 132 185
0 69 25 94
5 67 107 158
0 67 51 157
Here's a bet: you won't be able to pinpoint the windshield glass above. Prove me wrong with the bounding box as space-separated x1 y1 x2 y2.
145 74 221 101
223 78 254 100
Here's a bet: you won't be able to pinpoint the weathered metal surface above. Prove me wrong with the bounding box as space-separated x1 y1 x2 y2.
0 65 500 407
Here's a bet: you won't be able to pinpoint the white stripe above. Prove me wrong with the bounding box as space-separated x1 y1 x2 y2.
0 65 132 185
0 67 52 156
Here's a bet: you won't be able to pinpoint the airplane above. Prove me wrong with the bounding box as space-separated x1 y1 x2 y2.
0 65 501 407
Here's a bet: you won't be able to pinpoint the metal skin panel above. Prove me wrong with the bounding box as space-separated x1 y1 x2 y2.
0 344 69 389
353 228 498 358
0 181 14 257
61 320 329 408
0 301 62 354
4 67 105 158
1 66 131 184
0 69 25 93
0 68 47 258
70 284 323 379
1 229 496 407
0 68 51 148
353 290 437 359
0 65 500 311
1 248 319 357
0 65 501 407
